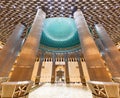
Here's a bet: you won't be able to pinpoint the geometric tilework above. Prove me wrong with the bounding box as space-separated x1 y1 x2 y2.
0 0 120 44
93 85 107 97
14 84 28 97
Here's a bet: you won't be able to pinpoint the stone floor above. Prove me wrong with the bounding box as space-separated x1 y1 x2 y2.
29 83 92 98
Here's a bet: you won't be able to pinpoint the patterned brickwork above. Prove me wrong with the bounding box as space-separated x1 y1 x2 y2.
0 0 120 44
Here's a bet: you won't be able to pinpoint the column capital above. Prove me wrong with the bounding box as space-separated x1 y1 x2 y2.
40 51 45 62
64 53 68 62
52 53 56 62
73 9 83 18
37 9 46 18
95 24 107 34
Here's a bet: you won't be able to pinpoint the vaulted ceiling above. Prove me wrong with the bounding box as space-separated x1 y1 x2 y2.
0 0 120 45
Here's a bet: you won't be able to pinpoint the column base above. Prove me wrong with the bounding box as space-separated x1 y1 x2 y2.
51 77 55 84
80 76 86 86
35 76 40 85
66 77 70 84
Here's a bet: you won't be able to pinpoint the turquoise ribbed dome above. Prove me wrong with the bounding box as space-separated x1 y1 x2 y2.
40 17 80 52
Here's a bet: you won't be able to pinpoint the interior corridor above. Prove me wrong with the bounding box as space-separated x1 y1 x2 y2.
29 83 92 98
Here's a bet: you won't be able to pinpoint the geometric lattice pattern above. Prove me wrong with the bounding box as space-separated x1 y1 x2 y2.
13 84 28 97
0 0 120 44
93 85 107 97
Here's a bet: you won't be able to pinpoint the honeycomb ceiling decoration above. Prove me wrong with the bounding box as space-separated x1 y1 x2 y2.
0 0 120 45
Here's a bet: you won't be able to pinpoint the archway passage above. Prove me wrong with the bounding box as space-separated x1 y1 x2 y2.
55 65 65 83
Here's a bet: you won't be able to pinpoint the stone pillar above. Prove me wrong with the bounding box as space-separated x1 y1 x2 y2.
64 54 70 83
77 55 86 85
10 9 46 81
95 38 120 77
0 23 25 77
74 10 111 81
95 24 120 74
35 52 44 85
51 54 56 83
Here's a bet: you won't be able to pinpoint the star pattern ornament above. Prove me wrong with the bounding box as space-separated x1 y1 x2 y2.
94 85 107 97
14 85 28 97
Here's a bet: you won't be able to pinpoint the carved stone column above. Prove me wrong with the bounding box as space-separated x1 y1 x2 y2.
64 54 70 83
10 9 46 81
0 23 25 77
95 38 120 77
35 52 44 84
95 24 120 74
74 10 111 81
51 54 56 83
77 54 86 86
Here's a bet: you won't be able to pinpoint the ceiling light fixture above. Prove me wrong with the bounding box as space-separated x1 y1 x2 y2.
61 6 64 10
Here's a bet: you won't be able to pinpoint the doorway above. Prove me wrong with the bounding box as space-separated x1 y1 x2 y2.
55 65 65 83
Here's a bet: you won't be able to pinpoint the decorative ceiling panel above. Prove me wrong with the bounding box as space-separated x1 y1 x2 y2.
0 0 120 45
